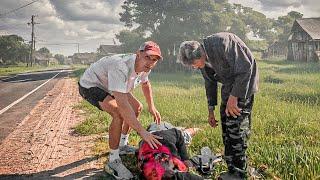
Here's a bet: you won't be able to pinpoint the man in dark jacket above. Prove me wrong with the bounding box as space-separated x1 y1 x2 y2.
177 32 259 179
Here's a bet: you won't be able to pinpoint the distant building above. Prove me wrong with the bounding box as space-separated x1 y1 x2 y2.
262 41 287 59
48 57 59 65
0 30 11 36
287 18 320 62
34 52 49 66
97 45 124 58
72 52 96 64
65 57 73 65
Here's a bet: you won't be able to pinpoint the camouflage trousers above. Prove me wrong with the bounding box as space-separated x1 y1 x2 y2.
220 93 254 177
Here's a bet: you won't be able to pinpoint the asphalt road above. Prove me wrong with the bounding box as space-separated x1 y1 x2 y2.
0 69 73 143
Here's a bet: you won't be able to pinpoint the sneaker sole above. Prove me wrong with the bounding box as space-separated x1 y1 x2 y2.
104 165 122 180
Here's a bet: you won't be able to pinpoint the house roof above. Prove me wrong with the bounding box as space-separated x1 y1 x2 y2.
295 18 320 40
73 52 96 59
98 45 123 54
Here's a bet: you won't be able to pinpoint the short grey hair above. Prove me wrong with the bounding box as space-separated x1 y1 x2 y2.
177 41 202 65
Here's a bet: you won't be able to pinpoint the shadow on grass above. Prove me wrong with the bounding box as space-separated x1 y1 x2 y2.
274 92 320 106
263 75 285 84
261 59 292 66
276 63 320 74
261 59 320 74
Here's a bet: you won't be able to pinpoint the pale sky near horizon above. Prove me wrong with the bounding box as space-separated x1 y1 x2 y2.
0 0 319 56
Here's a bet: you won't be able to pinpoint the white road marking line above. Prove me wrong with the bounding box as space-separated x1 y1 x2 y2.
0 70 63 115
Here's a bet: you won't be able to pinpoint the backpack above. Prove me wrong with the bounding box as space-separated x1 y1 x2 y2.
138 142 188 179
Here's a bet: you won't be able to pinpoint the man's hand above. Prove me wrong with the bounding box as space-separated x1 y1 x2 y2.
226 95 241 118
140 130 162 149
149 106 161 124
208 111 218 128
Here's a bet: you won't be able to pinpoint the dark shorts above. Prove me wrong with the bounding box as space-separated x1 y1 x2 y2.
78 82 114 111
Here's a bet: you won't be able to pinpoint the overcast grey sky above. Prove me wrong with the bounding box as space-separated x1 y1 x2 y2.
0 0 319 56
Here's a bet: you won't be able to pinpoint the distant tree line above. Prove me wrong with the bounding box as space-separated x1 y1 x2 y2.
0 35 65 66
0 35 30 65
116 0 303 72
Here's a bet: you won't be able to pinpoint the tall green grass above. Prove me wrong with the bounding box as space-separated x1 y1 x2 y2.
74 60 320 179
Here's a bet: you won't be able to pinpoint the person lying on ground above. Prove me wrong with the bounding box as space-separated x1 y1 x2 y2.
138 122 204 180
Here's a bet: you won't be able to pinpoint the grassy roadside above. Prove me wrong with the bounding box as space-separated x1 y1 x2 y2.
0 63 87 76
73 60 320 179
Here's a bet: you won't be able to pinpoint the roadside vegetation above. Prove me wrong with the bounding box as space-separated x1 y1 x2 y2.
74 59 320 179
0 63 87 76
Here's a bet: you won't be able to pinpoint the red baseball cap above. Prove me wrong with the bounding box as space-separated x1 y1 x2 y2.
139 41 163 60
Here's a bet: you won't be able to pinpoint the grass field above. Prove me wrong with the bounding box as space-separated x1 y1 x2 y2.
74 59 320 179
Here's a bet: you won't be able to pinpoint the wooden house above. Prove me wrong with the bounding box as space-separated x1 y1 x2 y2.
287 18 320 62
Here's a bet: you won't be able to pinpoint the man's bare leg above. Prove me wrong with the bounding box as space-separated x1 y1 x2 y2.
99 96 123 151
121 93 143 136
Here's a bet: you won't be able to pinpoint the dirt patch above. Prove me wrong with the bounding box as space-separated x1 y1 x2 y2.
0 78 105 179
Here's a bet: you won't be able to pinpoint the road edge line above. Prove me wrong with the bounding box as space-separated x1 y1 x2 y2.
0 70 63 115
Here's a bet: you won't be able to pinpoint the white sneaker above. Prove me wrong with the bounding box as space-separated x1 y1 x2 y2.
104 159 133 179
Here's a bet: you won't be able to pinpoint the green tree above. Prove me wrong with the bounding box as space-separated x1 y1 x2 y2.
117 0 293 71
115 30 146 52
0 35 29 64
54 54 65 64
38 47 50 55
119 0 234 57
275 11 303 43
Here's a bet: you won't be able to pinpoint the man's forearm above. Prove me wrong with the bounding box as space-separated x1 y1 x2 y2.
142 81 154 108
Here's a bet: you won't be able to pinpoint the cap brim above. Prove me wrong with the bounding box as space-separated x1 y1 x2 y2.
145 50 163 61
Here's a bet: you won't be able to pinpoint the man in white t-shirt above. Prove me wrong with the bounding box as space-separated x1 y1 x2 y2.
78 41 163 179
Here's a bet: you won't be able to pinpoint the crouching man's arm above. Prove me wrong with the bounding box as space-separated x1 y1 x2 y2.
142 81 161 124
113 91 162 149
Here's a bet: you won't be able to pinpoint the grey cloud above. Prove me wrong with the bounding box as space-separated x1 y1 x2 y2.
257 0 303 9
257 0 320 14
0 0 126 55
49 0 124 25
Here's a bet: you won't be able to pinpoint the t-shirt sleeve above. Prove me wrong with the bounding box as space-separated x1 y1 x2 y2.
108 67 129 93
141 71 150 83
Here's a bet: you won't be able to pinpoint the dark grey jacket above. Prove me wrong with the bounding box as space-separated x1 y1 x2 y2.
200 32 259 107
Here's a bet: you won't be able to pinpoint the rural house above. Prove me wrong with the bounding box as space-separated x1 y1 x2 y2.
72 52 96 64
287 18 320 62
97 45 123 59
34 52 49 66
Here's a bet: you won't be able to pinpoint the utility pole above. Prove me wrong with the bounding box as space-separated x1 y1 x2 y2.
77 43 79 53
28 15 39 67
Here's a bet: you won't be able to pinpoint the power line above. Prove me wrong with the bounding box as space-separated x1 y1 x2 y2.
37 42 80 53
0 0 41 18
0 24 29 30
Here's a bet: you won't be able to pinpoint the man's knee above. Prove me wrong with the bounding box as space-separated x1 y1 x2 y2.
103 104 123 121
134 103 143 117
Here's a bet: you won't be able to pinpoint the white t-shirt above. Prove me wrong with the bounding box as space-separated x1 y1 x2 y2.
79 54 150 94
